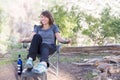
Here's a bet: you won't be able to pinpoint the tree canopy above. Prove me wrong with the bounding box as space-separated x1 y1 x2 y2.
82 8 120 45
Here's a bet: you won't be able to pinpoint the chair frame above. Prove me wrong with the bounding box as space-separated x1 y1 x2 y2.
20 43 61 80
49 44 61 76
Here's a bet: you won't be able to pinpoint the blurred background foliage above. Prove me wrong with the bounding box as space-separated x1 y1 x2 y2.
0 0 120 55
50 5 82 44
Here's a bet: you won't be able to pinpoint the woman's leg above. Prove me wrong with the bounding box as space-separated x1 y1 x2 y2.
27 34 42 61
32 44 56 74
25 34 42 69
40 43 56 67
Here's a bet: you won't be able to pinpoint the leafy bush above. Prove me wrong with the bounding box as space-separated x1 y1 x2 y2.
50 5 82 45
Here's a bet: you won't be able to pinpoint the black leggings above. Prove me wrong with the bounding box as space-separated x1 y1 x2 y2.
27 34 56 67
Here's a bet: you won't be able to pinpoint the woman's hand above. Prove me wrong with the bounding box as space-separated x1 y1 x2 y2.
63 39 71 44
18 32 36 43
55 32 72 44
18 38 24 43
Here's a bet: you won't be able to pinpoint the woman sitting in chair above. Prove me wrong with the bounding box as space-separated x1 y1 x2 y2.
19 10 70 74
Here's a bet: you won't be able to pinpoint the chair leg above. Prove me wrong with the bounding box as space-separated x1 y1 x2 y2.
42 73 47 80
49 51 60 76
21 76 27 80
49 45 61 77
56 52 59 76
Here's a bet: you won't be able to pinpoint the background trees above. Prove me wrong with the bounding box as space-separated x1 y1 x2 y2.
0 6 10 54
50 5 82 44
82 8 120 45
0 0 120 54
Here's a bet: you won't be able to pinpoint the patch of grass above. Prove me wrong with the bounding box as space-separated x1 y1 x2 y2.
0 48 28 66
59 53 111 63
0 48 112 66
60 56 80 63
9 48 28 63
0 59 12 65
85 71 96 80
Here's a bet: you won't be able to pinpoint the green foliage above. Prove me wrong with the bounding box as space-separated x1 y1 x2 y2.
85 71 97 80
9 49 28 63
101 8 120 38
82 13 103 45
0 6 13 54
82 7 120 45
0 48 27 65
50 5 82 44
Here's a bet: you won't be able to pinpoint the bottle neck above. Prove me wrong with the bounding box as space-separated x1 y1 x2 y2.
18 57 21 60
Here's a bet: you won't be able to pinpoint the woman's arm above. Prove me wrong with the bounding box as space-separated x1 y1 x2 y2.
55 32 70 44
19 32 36 43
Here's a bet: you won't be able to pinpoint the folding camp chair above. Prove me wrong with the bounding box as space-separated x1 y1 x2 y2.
20 43 62 80
49 44 61 76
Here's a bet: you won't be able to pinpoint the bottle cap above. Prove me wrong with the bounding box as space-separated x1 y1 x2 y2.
18 54 21 58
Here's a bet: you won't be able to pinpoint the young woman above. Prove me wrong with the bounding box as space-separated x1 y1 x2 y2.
19 10 70 74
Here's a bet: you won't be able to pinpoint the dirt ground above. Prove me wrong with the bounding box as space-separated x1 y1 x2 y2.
0 53 120 80
0 62 93 80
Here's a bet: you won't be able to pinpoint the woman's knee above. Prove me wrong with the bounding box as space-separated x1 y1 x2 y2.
33 34 42 40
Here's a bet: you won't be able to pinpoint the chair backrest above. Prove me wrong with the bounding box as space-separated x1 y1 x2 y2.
34 25 57 45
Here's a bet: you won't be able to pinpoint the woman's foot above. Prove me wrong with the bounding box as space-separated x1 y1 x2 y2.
32 62 47 74
25 58 33 69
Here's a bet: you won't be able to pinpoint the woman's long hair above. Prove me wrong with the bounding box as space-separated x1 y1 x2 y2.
40 10 54 26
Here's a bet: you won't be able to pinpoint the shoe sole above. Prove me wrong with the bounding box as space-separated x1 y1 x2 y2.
32 68 47 74
25 64 33 69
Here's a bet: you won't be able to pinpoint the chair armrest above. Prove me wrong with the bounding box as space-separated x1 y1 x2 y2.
22 42 30 48
56 44 62 53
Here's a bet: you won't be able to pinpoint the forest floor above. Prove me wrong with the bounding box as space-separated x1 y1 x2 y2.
0 52 120 80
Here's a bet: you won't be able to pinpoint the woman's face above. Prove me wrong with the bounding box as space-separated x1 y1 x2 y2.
40 15 49 25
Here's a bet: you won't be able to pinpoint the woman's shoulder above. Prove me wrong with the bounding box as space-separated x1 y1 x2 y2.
51 24 60 32
51 24 59 28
